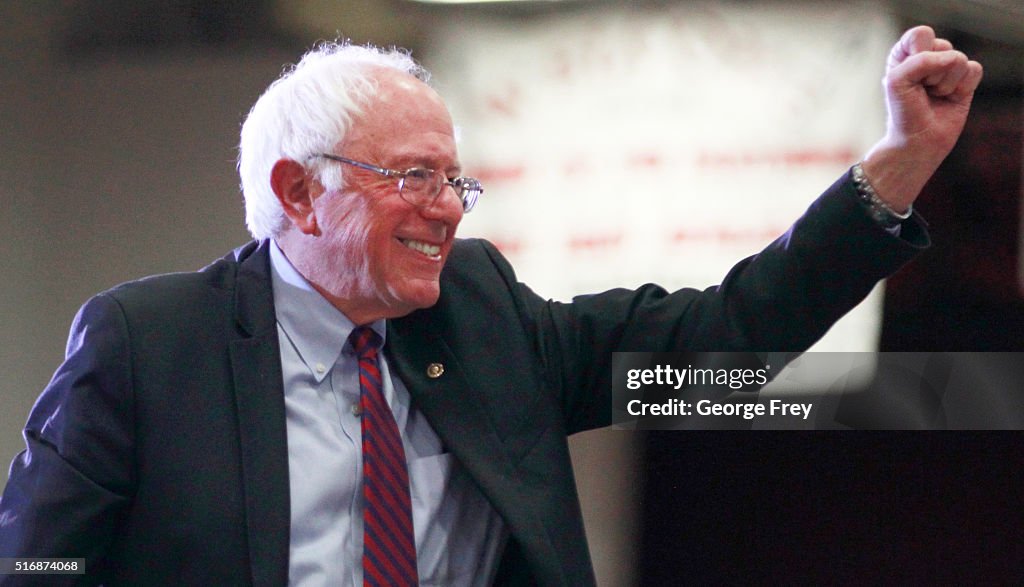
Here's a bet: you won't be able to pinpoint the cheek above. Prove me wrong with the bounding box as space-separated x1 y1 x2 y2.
324 201 365 245
318 194 374 277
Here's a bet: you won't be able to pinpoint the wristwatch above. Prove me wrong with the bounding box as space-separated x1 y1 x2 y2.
851 162 912 229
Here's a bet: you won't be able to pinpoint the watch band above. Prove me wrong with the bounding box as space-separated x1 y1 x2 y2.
851 162 912 229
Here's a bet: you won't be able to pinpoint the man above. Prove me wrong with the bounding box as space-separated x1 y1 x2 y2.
0 26 981 586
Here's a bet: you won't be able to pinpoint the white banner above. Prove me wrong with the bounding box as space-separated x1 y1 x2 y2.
427 1 897 352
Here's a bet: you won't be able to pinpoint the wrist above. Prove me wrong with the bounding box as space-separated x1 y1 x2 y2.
861 140 942 212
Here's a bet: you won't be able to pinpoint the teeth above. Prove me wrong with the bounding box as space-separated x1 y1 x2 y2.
401 239 441 257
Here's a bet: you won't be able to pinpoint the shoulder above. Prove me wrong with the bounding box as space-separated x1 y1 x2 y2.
85 240 267 331
419 237 547 346
443 237 519 290
447 237 504 265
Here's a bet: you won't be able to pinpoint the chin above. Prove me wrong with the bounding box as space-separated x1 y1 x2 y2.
408 289 441 310
386 284 441 316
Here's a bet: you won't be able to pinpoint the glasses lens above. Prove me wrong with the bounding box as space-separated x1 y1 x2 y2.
453 177 483 213
399 168 441 206
399 170 482 212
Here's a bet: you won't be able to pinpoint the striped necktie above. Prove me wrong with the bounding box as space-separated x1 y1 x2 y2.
350 326 418 586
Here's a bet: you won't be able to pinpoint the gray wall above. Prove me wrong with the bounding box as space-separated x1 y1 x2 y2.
0 11 288 463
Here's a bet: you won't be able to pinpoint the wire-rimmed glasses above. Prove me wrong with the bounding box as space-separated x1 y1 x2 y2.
314 153 483 213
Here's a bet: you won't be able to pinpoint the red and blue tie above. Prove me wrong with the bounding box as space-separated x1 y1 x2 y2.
350 326 418 586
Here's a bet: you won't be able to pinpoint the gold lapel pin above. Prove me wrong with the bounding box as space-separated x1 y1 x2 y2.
426 363 444 379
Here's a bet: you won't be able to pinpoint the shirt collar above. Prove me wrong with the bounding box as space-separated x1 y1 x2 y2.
269 239 386 383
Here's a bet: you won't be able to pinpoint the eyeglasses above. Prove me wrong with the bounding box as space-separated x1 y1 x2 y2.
314 154 483 213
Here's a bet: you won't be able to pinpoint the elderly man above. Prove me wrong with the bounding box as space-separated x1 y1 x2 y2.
0 26 981 586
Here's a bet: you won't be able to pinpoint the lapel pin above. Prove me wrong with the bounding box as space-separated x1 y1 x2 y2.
426 363 444 378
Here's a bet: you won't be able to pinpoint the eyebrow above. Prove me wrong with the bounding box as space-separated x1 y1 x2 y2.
384 146 460 168
387 155 462 176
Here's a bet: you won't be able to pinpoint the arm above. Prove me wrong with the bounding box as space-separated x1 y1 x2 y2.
0 294 135 584
542 26 982 433
544 172 926 434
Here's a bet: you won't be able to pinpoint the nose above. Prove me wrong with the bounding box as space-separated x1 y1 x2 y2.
420 183 464 225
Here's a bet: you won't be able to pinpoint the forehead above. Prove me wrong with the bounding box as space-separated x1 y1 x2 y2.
342 69 457 166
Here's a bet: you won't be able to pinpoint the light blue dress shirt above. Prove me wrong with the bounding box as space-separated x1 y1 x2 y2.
269 241 507 587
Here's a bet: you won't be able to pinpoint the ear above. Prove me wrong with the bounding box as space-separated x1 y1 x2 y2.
271 158 320 235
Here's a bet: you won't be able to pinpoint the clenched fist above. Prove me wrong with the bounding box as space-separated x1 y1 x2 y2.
863 26 983 213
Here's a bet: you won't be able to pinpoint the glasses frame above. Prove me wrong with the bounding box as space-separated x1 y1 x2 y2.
313 153 482 213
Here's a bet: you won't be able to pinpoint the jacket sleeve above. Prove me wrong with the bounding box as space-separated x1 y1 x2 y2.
0 293 136 585
527 171 929 434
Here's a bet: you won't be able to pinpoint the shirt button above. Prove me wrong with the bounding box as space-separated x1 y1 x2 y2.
351 403 363 417
315 362 326 374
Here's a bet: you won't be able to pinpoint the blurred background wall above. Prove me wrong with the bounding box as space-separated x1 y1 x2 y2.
1 1 1021 584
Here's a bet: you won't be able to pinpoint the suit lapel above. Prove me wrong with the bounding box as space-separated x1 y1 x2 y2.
228 241 291 587
387 310 560 571
386 313 511 476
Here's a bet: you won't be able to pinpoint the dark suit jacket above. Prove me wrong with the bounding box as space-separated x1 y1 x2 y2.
0 172 927 586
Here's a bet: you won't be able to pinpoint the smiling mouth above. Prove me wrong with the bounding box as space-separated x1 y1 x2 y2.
400 238 441 258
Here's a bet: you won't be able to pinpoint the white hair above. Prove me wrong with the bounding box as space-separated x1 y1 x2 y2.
238 42 430 240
